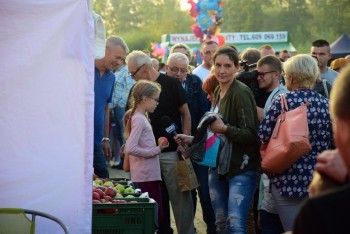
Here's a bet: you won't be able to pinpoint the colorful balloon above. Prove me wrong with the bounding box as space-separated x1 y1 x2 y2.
190 0 223 42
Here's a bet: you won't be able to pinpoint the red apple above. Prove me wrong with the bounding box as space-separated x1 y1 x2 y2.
94 188 105 198
92 199 101 204
100 199 106 203
114 199 127 204
93 192 100 200
96 186 106 192
158 137 169 145
105 187 117 198
103 195 112 202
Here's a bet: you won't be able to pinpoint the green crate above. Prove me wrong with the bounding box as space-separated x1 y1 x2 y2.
122 193 141 198
109 178 130 186
109 178 138 189
92 198 155 234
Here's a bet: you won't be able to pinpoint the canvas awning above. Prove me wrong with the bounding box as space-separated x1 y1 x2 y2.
330 34 350 58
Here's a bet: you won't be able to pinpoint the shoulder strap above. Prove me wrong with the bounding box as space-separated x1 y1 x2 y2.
280 94 288 112
322 79 329 98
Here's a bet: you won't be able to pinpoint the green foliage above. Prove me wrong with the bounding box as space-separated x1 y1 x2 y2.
94 0 350 53
93 0 193 51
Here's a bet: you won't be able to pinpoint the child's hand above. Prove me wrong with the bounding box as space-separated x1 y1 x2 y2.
158 137 169 150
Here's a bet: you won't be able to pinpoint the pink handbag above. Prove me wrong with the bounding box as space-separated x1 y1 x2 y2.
260 94 311 174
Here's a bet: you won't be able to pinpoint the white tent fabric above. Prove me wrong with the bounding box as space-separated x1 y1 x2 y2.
0 1 94 233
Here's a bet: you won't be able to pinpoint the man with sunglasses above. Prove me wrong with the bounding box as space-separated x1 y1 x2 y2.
256 55 287 234
125 51 194 234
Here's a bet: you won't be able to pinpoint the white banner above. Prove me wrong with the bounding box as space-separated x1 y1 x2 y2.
0 1 94 233
168 31 288 44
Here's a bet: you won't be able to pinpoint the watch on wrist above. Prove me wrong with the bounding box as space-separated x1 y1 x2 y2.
101 137 110 142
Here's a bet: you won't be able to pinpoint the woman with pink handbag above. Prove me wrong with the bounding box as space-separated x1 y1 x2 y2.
258 54 333 232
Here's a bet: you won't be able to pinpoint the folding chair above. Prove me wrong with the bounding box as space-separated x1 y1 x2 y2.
0 208 69 234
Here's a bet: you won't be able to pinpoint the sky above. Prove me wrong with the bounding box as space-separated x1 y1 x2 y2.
179 0 191 10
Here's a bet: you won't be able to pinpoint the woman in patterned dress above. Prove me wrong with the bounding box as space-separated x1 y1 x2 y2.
258 54 333 231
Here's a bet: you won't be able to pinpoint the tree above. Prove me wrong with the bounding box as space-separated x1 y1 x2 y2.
93 0 350 53
93 0 192 51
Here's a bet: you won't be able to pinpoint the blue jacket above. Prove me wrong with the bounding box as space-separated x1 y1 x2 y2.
184 73 210 135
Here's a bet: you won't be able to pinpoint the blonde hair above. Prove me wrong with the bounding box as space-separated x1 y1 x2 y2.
124 80 161 139
330 66 350 120
283 54 319 89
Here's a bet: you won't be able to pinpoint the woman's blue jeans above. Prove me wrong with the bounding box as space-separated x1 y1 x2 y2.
209 169 258 234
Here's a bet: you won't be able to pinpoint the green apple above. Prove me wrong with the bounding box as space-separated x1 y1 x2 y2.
115 184 125 193
125 194 135 198
94 179 103 186
104 181 114 187
116 193 123 198
124 187 135 194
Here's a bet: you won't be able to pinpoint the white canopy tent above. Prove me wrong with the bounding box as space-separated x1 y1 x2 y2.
0 0 94 233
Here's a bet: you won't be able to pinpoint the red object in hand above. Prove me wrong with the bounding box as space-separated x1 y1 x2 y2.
158 137 169 145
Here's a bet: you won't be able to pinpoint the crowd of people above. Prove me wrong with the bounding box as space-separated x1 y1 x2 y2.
93 35 350 234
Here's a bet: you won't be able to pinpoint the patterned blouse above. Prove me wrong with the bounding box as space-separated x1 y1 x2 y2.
258 89 333 198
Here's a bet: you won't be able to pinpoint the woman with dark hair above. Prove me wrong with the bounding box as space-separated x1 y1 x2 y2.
203 46 260 233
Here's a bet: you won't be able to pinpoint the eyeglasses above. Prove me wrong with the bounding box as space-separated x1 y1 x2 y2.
149 97 159 103
168 67 188 74
258 71 276 79
128 64 145 77
115 56 125 63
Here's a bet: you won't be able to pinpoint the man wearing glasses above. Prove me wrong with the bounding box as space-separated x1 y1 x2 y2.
193 40 218 82
125 51 194 234
167 52 216 233
256 55 287 121
256 55 287 234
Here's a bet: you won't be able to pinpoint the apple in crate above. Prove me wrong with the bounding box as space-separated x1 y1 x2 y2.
94 179 103 186
115 184 125 194
124 187 135 194
105 187 117 198
103 181 114 188
94 188 105 198
113 199 127 204
93 192 100 200
103 195 112 202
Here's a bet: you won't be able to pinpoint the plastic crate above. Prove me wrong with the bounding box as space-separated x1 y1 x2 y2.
92 198 155 234
109 178 138 189
109 178 130 186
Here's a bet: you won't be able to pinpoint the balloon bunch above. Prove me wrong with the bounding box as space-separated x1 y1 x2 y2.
151 42 169 58
189 0 224 45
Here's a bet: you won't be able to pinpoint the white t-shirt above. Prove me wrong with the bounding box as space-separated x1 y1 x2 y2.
193 65 210 83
